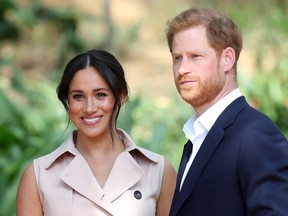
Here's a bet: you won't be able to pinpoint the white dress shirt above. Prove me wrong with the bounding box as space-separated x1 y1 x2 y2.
180 88 242 190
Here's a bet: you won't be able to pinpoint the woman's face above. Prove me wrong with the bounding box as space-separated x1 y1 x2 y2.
68 67 115 139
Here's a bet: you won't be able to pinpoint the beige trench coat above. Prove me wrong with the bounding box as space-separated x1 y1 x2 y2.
34 129 164 216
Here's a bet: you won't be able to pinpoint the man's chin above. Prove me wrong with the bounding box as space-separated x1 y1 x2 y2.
180 93 196 105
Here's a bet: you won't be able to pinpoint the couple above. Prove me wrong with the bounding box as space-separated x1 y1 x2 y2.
16 7 288 216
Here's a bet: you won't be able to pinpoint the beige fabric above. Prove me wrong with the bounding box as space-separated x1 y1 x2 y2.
33 129 164 216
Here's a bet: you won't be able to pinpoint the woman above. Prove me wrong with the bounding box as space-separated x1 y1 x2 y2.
16 49 176 216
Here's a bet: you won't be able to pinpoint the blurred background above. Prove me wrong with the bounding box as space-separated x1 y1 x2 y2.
0 0 287 215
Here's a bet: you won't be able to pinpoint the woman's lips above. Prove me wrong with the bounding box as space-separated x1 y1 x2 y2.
82 116 102 125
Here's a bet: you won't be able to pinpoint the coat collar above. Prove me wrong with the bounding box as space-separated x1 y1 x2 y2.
43 128 160 214
59 150 144 214
44 128 160 169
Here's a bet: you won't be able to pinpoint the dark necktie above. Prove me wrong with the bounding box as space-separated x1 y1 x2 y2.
169 140 193 216
176 140 193 191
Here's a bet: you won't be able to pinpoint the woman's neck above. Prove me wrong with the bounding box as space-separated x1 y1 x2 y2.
74 130 125 160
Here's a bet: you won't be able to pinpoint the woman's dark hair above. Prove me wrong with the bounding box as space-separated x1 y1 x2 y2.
57 49 129 136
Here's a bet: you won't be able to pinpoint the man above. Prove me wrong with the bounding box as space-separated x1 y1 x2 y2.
165 7 288 216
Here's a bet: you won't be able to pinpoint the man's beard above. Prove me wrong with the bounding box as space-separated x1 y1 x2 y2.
177 69 225 108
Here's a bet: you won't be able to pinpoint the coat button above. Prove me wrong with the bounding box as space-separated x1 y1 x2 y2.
134 190 142 200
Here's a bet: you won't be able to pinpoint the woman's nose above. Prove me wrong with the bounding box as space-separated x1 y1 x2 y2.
84 97 97 113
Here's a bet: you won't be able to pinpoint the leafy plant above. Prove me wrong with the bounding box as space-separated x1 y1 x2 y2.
0 71 68 215
240 57 288 138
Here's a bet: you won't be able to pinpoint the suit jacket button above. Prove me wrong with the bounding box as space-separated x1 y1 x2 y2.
134 190 142 199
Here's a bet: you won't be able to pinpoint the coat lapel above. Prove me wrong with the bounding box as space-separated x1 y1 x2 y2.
59 150 145 214
103 151 144 202
172 96 248 215
172 126 225 214
60 153 116 215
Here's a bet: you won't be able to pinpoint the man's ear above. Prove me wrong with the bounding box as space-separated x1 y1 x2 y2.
223 47 236 71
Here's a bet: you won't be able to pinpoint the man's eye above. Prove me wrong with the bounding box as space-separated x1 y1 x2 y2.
173 56 182 61
192 54 201 58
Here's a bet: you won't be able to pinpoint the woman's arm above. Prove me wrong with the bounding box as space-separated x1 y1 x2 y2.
16 163 43 216
156 159 177 216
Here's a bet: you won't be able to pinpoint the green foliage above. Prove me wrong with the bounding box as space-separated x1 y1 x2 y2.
0 0 19 41
240 58 288 138
0 71 68 216
118 95 190 167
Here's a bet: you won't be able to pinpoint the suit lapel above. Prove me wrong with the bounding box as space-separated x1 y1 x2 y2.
171 96 248 215
170 140 193 215
173 141 192 195
172 126 225 214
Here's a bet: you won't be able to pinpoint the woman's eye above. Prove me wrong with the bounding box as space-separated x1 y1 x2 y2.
96 92 107 99
72 94 84 100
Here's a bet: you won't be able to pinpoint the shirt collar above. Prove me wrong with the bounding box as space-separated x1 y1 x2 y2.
183 88 242 139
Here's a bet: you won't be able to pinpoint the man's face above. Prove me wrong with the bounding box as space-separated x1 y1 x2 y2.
171 25 226 112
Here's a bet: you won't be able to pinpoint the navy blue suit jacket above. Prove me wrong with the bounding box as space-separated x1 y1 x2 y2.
169 96 288 216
